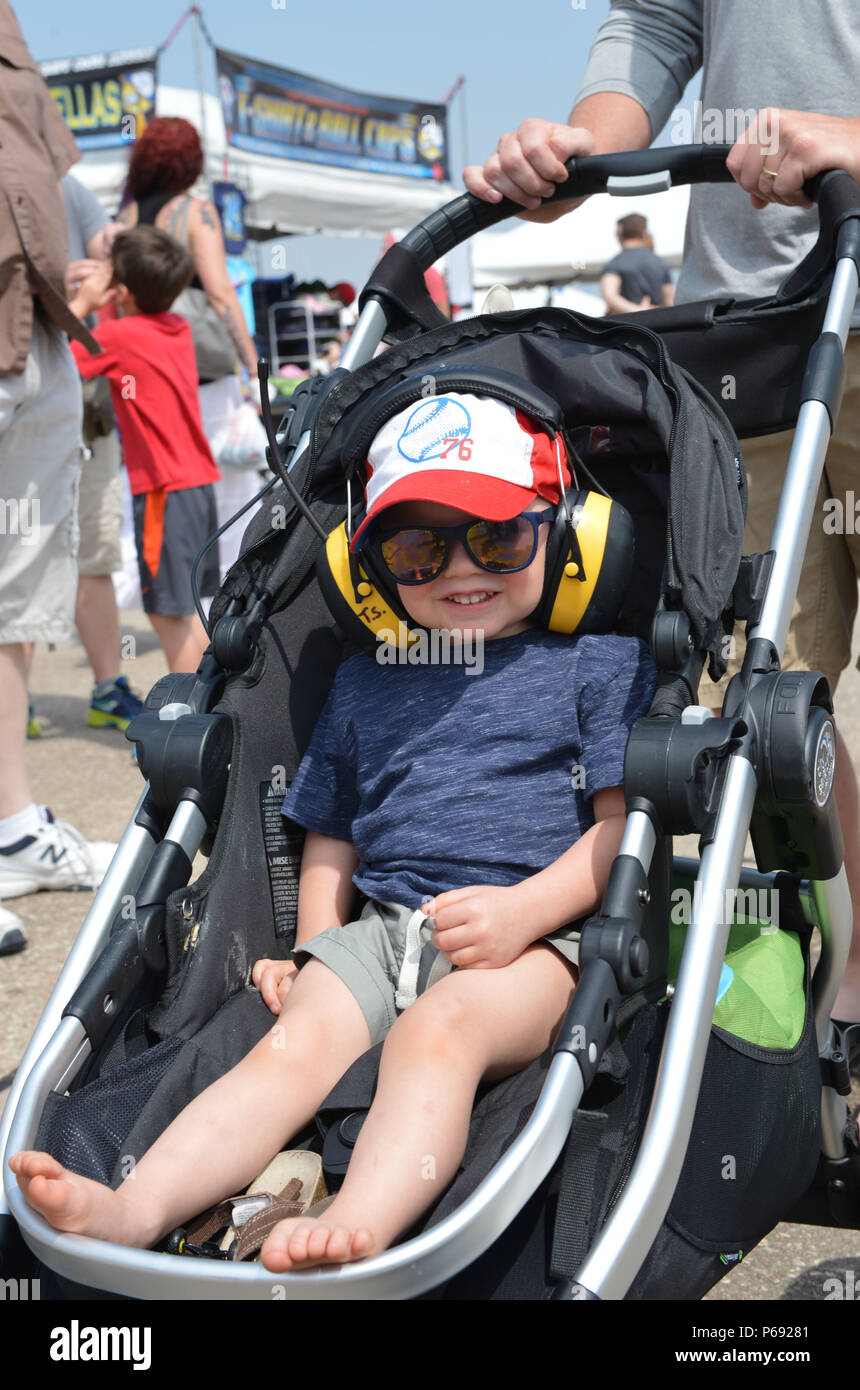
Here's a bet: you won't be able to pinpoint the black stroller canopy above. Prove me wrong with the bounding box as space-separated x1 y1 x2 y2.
241 307 746 675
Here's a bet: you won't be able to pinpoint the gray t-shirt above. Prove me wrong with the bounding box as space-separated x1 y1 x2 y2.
283 628 656 908
576 0 860 316
62 173 107 264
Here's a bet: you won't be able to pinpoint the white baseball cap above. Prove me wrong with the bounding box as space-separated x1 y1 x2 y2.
351 392 571 549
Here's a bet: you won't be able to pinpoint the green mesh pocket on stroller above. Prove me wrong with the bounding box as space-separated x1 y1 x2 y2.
668 917 807 1049
664 915 821 1255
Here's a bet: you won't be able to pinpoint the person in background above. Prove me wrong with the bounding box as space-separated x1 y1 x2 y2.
59 173 144 734
600 212 675 313
424 264 452 318
117 117 263 583
0 1 117 952
68 229 220 676
463 0 860 1023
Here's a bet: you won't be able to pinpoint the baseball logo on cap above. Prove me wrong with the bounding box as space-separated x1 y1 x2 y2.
397 397 471 462
350 391 570 550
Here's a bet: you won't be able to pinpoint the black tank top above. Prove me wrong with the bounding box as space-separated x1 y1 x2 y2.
137 192 204 291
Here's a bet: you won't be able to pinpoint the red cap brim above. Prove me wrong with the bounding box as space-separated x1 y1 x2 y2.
351 470 539 549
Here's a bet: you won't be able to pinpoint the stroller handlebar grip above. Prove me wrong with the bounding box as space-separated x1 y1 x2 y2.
400 144 857 272
400 143 735 270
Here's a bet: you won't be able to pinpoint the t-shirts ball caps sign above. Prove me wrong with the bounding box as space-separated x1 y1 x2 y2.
215 48 448 181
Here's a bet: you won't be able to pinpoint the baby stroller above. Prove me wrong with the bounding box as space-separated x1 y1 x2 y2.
3 144 860 1301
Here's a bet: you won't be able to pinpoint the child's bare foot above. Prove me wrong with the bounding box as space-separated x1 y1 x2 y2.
259 1213 377 1272
8 1151 152 1247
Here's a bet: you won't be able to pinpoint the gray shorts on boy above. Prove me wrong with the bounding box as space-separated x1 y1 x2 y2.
295 898 580 1046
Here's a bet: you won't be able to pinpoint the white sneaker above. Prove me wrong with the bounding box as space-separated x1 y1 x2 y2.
480 283 515 314
0 901 27 955
0 809 117 899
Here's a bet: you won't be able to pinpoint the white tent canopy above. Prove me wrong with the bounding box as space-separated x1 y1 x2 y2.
71 84 459 236
471 183 692 289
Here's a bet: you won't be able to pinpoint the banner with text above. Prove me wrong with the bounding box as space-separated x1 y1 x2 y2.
39 49 157 150
215 48 448 181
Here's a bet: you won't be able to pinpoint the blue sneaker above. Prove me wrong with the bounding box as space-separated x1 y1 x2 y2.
88 675 145 732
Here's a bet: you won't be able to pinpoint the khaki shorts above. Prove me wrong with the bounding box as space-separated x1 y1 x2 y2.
295 898 581 1046
78 431 123 576
702 333 860 702
0 317 83 645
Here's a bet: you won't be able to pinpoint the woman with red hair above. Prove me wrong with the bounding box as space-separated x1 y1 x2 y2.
120 117 258 381
119 117 263 578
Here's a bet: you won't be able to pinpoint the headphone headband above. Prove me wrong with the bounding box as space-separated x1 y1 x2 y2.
338 366 566 479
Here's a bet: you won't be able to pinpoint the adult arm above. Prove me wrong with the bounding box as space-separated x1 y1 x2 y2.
463 0 704 218
61 173 111 296
186 197 260 379
600 270 652 313
660 279 675 306
726 108 860 210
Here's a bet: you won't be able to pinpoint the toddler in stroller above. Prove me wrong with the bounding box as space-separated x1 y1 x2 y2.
9 391 655 1271
8 143 858 1302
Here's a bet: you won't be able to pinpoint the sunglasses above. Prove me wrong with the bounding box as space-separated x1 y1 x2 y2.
371 508 556 586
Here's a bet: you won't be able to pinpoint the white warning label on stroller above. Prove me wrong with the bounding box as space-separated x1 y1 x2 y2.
259 781 303 941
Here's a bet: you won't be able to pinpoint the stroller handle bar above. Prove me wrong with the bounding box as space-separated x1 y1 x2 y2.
400 143 857 272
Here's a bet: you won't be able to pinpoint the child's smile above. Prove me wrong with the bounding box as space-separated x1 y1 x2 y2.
382 500 551 641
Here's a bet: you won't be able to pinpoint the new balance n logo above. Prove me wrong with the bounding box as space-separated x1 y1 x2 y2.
39 842 67 866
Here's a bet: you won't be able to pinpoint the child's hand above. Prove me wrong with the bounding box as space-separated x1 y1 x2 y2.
252 957 299 1014
423 885 534 969
66 260 104 300
70 261 117 317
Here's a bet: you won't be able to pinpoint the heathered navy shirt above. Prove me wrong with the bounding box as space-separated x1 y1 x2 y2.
282 629 656 908
601 247 672 307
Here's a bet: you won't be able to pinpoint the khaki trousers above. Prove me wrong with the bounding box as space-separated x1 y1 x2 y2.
702 333 860 701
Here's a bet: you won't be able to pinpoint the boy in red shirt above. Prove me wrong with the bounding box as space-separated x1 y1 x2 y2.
69 227 220 673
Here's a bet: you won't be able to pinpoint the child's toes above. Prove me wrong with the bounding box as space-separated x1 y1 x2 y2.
350 1227 375 1260
260 1216 377 1271
306 1223 337 1263
10 1151 64 1182
286 1223 316 1265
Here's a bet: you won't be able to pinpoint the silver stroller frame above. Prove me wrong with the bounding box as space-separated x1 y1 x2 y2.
2 147 859 1300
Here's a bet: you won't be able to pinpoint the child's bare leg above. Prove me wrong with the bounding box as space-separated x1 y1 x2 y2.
10 959 370 1248
260 943 576 1272
147 612 209 673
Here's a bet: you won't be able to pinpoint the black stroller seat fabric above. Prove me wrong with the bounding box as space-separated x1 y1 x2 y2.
30 307 824 1300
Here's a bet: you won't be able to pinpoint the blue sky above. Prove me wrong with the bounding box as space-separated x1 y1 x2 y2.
21 1 701 289
22 0 645 179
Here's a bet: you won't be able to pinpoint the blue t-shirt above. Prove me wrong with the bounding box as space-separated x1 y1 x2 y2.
282 629 656 908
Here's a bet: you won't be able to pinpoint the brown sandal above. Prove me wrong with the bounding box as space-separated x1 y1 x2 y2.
175 1151 328 1261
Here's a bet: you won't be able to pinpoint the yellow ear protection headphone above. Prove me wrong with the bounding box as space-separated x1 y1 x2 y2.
316 367 635 653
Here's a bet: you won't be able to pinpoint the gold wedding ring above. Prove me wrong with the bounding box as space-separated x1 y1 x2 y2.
762 168 780 179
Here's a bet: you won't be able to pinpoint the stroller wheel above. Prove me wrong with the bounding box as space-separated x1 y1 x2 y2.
165 1227 188 1256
